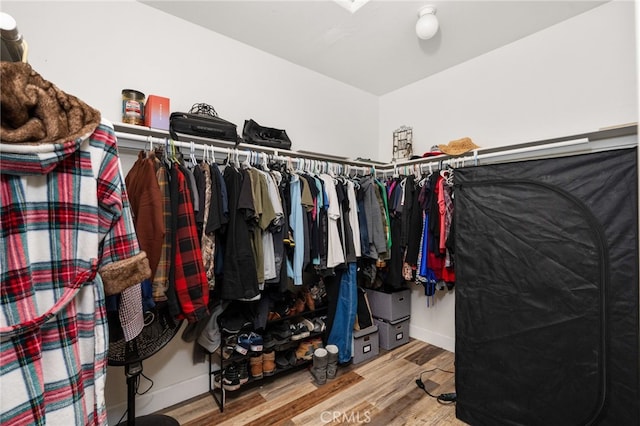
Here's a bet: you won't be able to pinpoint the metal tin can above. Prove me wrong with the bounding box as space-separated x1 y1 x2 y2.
122 89 145 125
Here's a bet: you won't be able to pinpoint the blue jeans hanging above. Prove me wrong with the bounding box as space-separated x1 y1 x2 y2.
327 262 357 363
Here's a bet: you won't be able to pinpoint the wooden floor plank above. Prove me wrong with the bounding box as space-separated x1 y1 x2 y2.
159 340 468 426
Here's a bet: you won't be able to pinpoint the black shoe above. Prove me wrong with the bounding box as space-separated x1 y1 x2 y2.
271 322 293 343
275 353 289 369
263 332 276 350
290 322 309 340
223 364 241 391
220 315 253 334
237 361 249 385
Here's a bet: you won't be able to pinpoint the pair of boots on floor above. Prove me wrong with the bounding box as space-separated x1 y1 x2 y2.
311 345 338 385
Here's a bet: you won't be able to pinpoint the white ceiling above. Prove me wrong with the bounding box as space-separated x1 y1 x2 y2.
141 0 607 95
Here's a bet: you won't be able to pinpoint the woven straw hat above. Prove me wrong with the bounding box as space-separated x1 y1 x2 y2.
438 137 479 156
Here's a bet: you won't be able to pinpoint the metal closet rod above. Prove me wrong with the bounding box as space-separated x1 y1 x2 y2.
114 131 376 176
115 123 637 176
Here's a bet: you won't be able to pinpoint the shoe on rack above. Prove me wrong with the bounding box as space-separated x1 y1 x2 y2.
263 350 276 376
267 311 281 322
271 322 293 343
309 336 324 352
303 288 315 311
313 317 326 333
275 353 290 370
235 333 252 355
213 373 222 389
250 354 263 380
223 364 241 391
237 360 249 385
248 332 264 352
290 323 309 341
295 340 315 361
263 332 276 350
222 335 238 359
220 315 253 335
273 300 291 319
293 293 306 314
313 279 327 306
298 318 314 334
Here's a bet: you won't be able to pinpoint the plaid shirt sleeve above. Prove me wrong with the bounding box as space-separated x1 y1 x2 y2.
93 127 150 295
171 164 209 323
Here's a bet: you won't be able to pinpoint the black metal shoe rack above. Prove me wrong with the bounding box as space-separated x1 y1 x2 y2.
208 306 328 412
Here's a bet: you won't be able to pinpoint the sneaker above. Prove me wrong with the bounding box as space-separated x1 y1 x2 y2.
248 332 264 352
299 318 314 333
213 373 222 389
313 317 326 333
222 364 241 391
290 323 309 340
237 361 249 385
236 334 251 355
222 345 235 360
222 335 238 359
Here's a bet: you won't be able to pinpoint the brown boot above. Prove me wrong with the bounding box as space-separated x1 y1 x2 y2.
293 293 306 314
250 354 263 379
304 288 315 311
263 350 276 376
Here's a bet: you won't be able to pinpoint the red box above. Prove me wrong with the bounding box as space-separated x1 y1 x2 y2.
144 95 170 130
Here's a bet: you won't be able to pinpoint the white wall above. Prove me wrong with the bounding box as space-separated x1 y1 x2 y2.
1 1 378 423
2 0 378 161
3 0 637 422
379 0 638 353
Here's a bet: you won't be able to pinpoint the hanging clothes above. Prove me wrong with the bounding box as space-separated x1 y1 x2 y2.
359 175 386 260
198 161 216 288
152 155 172 302
346 180 362 258
287 174 305 284
320 173 346 268
169 163 210 322
327 262 358 363
221 166 260 300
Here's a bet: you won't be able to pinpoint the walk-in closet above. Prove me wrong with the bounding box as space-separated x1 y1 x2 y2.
1 1 637 425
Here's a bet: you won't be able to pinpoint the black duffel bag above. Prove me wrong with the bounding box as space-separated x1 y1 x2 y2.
170 103 238 143
242 119 292 150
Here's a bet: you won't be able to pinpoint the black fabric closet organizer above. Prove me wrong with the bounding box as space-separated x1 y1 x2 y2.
454 148 639 426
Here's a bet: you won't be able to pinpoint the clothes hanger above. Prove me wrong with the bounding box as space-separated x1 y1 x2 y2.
233 149 240 169
189 142 198 168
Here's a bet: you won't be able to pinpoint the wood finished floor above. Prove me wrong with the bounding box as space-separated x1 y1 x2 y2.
158 339 467 425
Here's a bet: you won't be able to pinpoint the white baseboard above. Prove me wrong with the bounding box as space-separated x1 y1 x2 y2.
106 372 211 425
409 325 455 353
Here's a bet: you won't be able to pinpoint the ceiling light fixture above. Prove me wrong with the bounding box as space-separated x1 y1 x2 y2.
416 5 439 40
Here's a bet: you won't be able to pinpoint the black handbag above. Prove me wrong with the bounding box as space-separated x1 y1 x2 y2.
242 119 292 150
170 103 238 143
